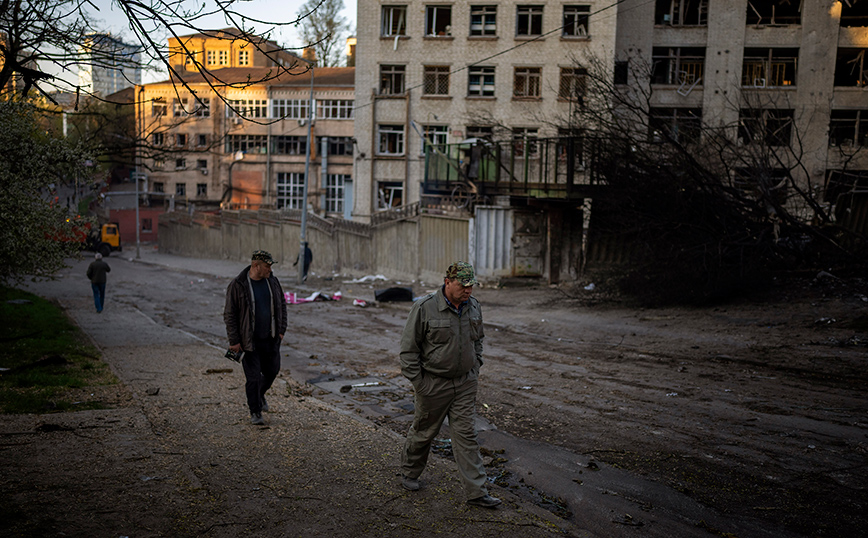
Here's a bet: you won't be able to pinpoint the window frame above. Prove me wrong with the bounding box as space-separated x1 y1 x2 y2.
377 124 406 156
276 172 306 210
425 5 453 36
377 181 404 210
228 99 269 119
834 49 867 88
272 99 311 120
225 134 269 154
652 47 705 86
742 48 799 88
738 109 795 147
468 65 496 97
380 64 407 95
829 110 868 147
512 127 540 158
272 136 308 155
562 5 590 37
423 65 451 95
654 0 708 27
317 99 354 119
382 5 408 37
325 174 349 213
558 67 587 100
513 66 542 99
516 5 544 37
649 107 703 144
318 136 355 156
470 5 497 36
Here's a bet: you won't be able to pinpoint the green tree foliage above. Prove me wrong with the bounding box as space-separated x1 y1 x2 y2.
296 0 351 67
0 100 93 282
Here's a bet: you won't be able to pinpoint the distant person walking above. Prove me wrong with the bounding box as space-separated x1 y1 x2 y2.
223 250 287 425
399 261 501 508
86 252 111 313
293 244 312 282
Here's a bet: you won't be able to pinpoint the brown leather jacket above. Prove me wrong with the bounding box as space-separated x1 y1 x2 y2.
223 266 287 351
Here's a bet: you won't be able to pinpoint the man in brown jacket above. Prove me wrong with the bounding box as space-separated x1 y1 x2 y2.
224 250 287 425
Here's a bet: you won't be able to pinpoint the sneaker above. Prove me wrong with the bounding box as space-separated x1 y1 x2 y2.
401 475 421 491
467 494 502 508
261 397 269 413
250 412 265 425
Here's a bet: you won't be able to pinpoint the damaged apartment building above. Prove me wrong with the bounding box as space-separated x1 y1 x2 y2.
352 0 868 283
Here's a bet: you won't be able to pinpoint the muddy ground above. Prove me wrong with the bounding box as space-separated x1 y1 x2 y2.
4 255 867 537
289 272 868 537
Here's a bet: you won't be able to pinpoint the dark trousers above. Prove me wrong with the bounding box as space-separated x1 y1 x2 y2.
91 282 106 312
242 337 281 414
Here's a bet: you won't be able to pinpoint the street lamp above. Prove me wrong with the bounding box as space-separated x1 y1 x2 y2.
224 151 244 209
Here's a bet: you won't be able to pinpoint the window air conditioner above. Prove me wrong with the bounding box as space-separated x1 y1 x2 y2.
200 168 208 175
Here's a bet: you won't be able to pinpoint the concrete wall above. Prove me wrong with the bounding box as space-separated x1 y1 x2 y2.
159 210 470 282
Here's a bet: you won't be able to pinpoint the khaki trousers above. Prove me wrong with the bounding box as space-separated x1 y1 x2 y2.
401 373 488 500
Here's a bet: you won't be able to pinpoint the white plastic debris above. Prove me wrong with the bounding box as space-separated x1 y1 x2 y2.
584 283 595 291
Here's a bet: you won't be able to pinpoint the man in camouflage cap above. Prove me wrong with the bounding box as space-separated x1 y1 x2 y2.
398 261 501 508
224 250 287 425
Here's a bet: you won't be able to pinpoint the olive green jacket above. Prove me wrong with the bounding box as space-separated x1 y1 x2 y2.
400 287 484 386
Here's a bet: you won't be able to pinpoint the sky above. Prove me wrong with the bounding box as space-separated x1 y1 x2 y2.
83 0 357 83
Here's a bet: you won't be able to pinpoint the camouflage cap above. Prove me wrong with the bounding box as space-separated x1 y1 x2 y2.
446 261 478 287
251 250 276 264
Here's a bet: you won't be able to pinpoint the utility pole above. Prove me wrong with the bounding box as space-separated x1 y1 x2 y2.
298 59 315 285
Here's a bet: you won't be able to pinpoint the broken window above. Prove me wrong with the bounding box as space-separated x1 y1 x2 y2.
563 5 590 37
825 170 868 205
742 48 798 87
382 5 407 37
377 181 404 209
654 0 708 26
649 108 702 144
834 49 868 87
829 110 868 147
746 0 801 26
738 109 794 146
425 5 452 36
377 125 405 155
840 0 868 28
651 47 705 86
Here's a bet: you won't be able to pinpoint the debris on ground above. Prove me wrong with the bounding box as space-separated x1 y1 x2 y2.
374 287 414 302
286 291 342 304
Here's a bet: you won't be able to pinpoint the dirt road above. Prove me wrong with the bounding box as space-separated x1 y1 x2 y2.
5 252 867 537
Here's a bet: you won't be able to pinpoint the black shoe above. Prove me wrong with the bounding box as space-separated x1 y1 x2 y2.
401 475 420 491
250 412 265 425
467 494 502 508
261 397 269 412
